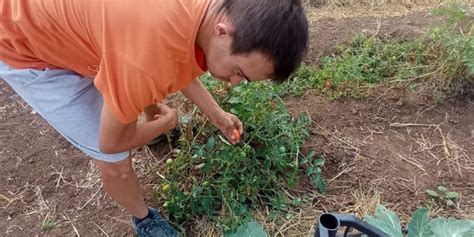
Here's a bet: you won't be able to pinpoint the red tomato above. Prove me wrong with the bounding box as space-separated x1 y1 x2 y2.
233 129 240 142
324 81 332 89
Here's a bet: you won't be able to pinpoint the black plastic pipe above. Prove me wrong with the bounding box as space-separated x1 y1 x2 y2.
315 213 390 237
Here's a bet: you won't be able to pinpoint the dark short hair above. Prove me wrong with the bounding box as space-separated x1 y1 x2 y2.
221 0 309 83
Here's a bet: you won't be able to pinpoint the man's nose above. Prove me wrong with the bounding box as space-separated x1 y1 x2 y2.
229 74 244 85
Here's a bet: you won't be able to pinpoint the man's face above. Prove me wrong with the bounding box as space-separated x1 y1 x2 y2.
205 22 274 85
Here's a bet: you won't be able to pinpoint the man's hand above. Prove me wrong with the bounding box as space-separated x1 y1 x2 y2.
146 104 178 130
181 78 243 144
99 103 178 154
211 109 243 144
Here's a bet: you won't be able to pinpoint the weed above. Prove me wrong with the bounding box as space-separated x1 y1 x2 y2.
40 216 58 231
224 220 267 237
301 151 325 193
426 185 460 208
282 4 473 100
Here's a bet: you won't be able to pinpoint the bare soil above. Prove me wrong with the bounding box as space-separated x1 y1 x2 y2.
300 7 473 219
1 7 472 236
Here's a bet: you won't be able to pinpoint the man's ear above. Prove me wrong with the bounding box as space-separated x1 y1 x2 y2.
214 23 234 37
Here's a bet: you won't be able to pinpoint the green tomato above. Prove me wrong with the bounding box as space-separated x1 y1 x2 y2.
202 181 210 187
163 201 169 208
165 158 173 165
162 184 171 192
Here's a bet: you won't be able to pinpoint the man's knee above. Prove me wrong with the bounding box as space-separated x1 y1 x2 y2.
95 157 135 181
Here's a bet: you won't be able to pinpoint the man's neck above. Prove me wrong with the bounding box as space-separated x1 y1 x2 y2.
196 0 226 56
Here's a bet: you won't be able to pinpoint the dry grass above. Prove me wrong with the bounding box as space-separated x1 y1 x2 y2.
1 158 109 234
0 187 27 210
252 187 381 236
256 204 319 237
189 217 221 237
304 0 473 8
76 161 101 189
397 115 474 177
350 188 381 218
304 0 473 21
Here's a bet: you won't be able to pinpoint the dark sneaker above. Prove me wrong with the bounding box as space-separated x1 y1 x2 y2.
146 115 192 147
146 128 181 147
132 208 178 237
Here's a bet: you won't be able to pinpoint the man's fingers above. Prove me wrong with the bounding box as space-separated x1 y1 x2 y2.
231 115 244 134
237 122 243 134
156 104 175 116
156 104 168 112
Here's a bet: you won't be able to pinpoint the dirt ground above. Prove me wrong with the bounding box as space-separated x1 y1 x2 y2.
1 5 473 237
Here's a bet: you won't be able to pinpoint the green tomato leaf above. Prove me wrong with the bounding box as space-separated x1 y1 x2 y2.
430 217 474 237
314 158 325 166
408 208 433 237
228 97 241 104
206 136 216 150
437 186 447 192
318 180 325 193
311 176 325 193
290 197 302 206
232 86 243 93
364 205 403 237
225 221 268 237
305 150 316 160
446 192 459 199
299 158 309 165
426 190 439 197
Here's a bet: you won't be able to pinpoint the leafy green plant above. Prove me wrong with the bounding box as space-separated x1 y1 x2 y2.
365 205 473 237
224 220 267 237
275 64 324 97
430 217 474 237
426 185 460 207
280 4 473 99
408 208 432 237
300 151 325 193
365 205 404 237
155 75 324 230
40 217 58 231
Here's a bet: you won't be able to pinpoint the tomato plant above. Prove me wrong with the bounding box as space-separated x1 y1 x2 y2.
154 78 324 230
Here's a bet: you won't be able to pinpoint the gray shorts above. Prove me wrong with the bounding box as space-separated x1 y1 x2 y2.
0 61 129 162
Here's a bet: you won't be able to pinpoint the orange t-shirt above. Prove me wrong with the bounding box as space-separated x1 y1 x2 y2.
1 0 210 123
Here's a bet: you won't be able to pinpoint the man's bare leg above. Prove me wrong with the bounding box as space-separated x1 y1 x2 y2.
95 157 148 218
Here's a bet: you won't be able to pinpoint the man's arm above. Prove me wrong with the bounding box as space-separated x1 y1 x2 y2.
98 103 177 154
181 78 221 124
181 78 242 143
